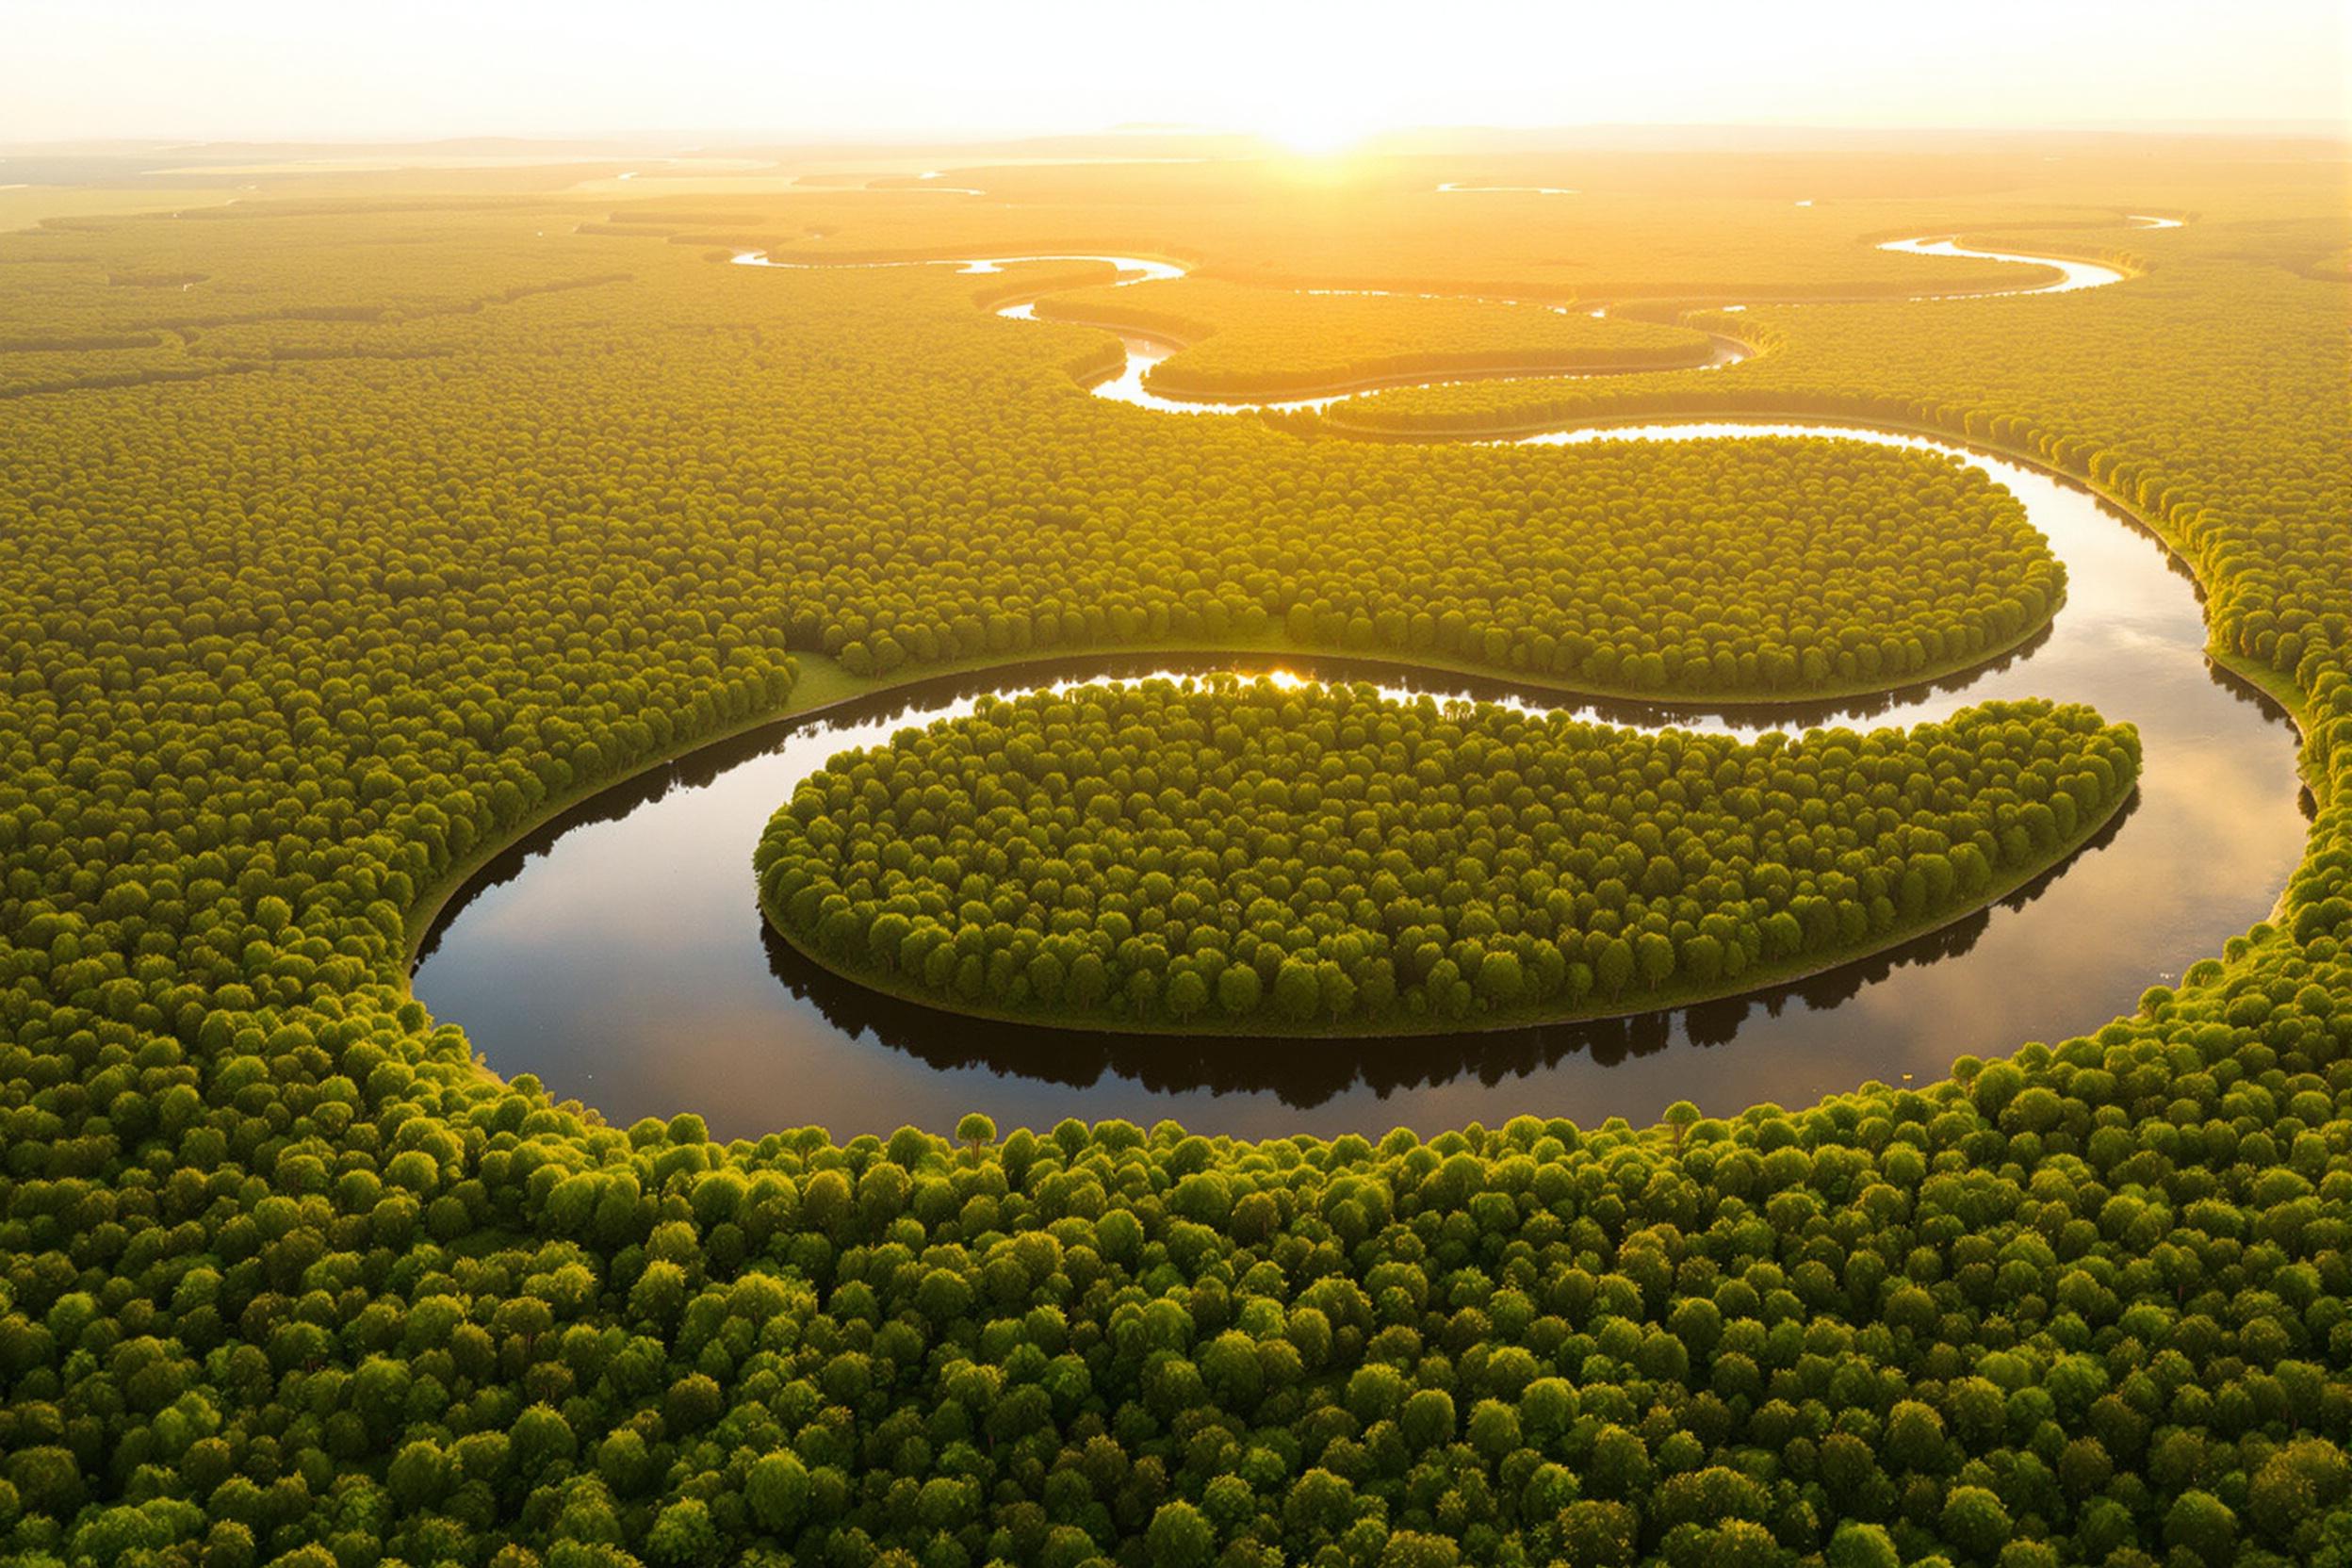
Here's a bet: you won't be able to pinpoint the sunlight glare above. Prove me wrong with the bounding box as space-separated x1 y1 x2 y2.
1258 102 1376 156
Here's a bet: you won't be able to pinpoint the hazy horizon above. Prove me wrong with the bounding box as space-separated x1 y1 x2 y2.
8 117 2349 156
9 0 2345 151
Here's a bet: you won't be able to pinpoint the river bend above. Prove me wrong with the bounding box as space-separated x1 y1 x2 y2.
407 218 2290 1140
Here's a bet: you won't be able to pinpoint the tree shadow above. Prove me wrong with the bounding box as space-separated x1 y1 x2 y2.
758 785 2139 1108
413 634 2066 968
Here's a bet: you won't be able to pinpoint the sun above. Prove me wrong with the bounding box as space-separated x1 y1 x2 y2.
1258 106 1376 157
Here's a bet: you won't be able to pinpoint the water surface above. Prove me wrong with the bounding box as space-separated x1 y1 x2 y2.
1876 236 2127 297
413 424 2305 1141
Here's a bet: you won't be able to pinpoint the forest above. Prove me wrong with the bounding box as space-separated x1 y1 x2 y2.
0 209 2066 702
755 682 2136 1030
1025 280 1716 400
0 142 2344 1566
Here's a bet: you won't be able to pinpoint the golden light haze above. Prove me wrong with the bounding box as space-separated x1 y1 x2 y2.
5 0 2345 145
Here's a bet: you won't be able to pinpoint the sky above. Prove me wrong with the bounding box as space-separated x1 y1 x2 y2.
6 0 2345 148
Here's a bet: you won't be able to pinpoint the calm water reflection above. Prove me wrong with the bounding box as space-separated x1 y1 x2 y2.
412 429 2308 1141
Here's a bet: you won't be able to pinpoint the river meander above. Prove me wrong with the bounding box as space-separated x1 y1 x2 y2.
413 382 2303 1138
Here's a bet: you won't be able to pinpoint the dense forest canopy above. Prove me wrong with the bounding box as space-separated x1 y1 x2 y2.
0 141 2345 1565
0 210 2069 700
756 682 2136 1031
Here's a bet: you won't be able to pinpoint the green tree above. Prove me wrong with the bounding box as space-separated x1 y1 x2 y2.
1217 963 1264 1018
2162 1491 2236 1566
1148 1500 1216 1567
1940 1486 2013 1560
1827 1523 1901 1568
957 1113 996 1155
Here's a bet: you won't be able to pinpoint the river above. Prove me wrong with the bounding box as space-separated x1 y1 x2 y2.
408 217 2294 1141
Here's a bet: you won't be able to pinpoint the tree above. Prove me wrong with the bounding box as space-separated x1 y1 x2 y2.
1274 957 1321 1021
1380 1531 1462 1568
1148 1501 1216 1568
1476 950 1526 1007
1400 1388 1456 1450
1558 1500 1639 1568
1595 939 1635 998
1284 1468 1357 1542
1940 1486 2013 1560
2248 1441 2349 1551
1217 963 1263 1018
645 1498 721 1565
387 1440 449 1511
1588 1426 1651 1499
1827 1523 1901 1568
2163 1491 2237 1566
1885 1400 1947 1474
957 1113 996 1156
1167 970 1209 1021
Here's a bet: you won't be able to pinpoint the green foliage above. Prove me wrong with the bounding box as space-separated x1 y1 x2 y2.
0 206 2065 705
757 679 2136 1027
0 955 2344 1563
0 158 2344 1568
1147 1499 1216 1566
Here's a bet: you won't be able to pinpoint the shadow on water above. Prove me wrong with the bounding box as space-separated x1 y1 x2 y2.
754 788 2141 1108
414 634 2067 969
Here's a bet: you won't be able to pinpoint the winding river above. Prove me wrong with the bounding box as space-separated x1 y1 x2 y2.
412 214 2299 1141
1438 182 1580 195
1876 236 2124 297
